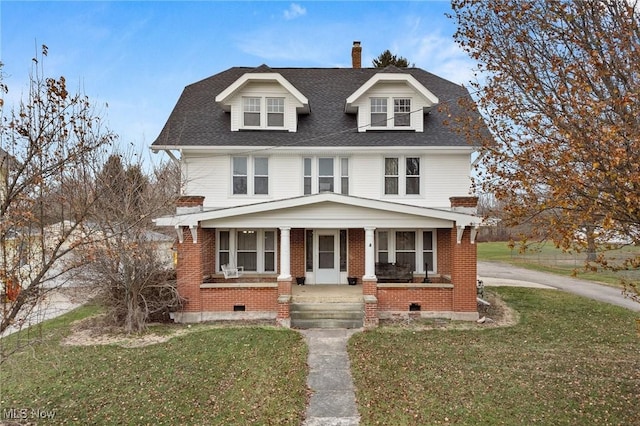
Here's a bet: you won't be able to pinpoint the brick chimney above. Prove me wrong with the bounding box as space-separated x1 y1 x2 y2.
351 41 362 68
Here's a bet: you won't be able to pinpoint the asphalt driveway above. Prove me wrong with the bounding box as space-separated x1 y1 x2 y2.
478 261 640 312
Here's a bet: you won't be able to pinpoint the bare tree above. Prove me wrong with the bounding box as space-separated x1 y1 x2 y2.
0 47 116 352
450 0 640 301
83 152 181 333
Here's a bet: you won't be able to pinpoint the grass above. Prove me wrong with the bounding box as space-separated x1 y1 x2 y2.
1 305 308 425
349 287 640 425
478 241 640 287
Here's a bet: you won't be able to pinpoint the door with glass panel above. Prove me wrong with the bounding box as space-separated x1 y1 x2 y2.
315 230 339 284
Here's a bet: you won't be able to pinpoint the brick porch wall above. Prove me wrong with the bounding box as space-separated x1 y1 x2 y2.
377 287 454 311
200 287 278 311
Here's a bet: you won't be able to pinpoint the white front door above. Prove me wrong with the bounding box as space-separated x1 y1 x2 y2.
315 230 340 284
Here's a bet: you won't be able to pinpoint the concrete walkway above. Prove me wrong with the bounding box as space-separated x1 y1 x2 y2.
478 261 640 312
300 328 361 426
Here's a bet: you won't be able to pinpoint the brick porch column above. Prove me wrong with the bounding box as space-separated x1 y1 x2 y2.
175 196 206 316
450 197 479 320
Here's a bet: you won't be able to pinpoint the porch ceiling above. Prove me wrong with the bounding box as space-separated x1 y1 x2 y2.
155 193 482 229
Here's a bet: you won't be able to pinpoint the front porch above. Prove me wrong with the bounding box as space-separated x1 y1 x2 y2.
160 194 482 327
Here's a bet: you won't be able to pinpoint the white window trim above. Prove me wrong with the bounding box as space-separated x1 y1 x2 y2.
375 229 436 273
217 229 278 273
241 96 286 130
302 156 349 195
382 156 422 197
369 96 414 130
394 98 412 127
231 156 270 196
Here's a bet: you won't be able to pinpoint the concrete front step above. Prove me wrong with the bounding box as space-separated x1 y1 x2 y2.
291 302 364 329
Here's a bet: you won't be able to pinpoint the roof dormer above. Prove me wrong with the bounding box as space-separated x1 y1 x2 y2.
215 66 309 132
345 71 439 132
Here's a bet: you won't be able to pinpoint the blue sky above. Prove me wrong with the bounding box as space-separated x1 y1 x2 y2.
1 1 475 162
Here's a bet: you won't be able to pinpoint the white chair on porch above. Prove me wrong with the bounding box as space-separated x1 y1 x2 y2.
221 264 244 279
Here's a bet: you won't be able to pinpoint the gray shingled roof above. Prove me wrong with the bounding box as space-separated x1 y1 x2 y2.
151 66 483 148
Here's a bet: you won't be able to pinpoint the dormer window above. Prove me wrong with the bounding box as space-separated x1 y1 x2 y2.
369 97 413 129
242 97 285 129
216 72 308 132
345 73 439 132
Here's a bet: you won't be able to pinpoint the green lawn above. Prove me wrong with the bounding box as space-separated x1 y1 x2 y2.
349 287 640 425
1 305 308 425
478 241 640 287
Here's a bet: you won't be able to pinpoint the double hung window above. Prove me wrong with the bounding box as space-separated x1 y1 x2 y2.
232 156 269 195
303 158 312 195
384 156 420 196
318 158 334 192
370 98 388 127
242 97 285 128
218 229 277 273
303 157 349 195
232 157 248 195
243 97 261 127
375 230 435 273
340 158 349 195
394 98 411 127
267 98 284 127
395 231 416 271
384 158 399 195
369 97 412 129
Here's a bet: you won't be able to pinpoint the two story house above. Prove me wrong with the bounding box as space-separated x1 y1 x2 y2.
152 42 486 328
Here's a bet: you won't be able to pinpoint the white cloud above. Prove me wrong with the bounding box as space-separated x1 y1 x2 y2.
283 3 306 20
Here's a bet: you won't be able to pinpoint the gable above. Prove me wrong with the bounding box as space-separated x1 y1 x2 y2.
344 73 439 114
215 72 310 114
201 201 456 229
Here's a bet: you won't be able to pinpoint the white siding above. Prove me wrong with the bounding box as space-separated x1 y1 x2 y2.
423 154 472 208
183 151 472 210
350 154 382 198
270 156 302 199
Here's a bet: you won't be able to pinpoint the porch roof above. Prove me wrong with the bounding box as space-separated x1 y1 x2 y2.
154 193 482 229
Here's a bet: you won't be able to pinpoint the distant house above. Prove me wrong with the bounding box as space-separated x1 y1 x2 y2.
152 42 487 328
